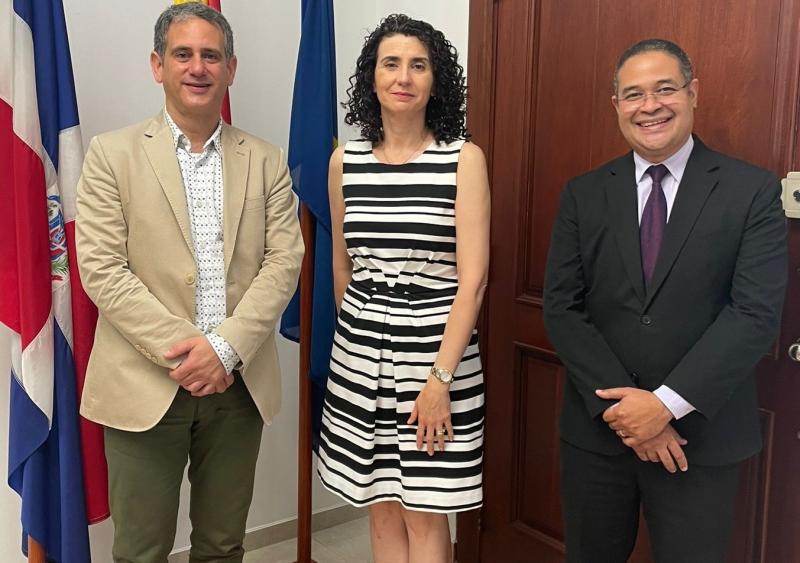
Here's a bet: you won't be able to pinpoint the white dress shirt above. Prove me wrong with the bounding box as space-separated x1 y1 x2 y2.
632 136 696 420
165 110 239 375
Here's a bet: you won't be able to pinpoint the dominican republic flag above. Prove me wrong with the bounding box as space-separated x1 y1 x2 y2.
280 0 338 448
1 0 109 560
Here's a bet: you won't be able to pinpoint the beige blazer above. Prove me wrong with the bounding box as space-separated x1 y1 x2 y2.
76 113 304 431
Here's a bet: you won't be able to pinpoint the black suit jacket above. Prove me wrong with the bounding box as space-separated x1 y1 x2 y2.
543 137 787 466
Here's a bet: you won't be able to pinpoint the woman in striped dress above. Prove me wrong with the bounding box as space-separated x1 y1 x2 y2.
317 14 490 563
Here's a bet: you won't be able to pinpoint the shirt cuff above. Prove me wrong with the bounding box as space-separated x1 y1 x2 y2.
653 385 696 420
206 333 240 375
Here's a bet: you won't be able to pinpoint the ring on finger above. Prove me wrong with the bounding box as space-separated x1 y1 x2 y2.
436 428 446 436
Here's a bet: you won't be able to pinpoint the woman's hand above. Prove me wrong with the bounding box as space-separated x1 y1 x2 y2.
408 376 454 455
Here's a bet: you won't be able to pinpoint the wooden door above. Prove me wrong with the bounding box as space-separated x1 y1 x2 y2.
456 1 800 562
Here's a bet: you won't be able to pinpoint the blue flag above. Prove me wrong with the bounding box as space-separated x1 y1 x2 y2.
280 0 338 446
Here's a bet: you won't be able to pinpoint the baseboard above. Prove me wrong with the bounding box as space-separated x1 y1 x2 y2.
168 504 366 562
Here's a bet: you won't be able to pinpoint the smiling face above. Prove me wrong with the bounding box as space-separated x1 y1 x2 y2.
150 16 236 124
373 34 434 119
612 51 698 162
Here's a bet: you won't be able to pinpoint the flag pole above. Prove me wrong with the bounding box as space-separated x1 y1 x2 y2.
28 537 45 563
295 203 318 563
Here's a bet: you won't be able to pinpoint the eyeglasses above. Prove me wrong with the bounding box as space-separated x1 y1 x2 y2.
617 80 691 107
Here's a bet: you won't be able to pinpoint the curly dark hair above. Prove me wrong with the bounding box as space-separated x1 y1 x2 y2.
344 14 469 144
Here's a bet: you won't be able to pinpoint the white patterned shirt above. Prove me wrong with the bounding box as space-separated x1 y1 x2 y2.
165 110 239 375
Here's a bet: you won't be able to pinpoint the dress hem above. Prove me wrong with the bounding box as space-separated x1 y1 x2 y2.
317 472 483 515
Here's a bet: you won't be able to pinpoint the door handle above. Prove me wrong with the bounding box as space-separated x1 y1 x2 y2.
790 340 800 362
781 172 800 218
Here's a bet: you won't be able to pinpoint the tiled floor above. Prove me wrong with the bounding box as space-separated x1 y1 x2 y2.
244 516 374 563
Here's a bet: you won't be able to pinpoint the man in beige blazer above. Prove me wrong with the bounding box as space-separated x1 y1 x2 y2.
75 4 303 561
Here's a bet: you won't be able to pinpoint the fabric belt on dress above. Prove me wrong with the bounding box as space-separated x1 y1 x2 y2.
349 279 458 300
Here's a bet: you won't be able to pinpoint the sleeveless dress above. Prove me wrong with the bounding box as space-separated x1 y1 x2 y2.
317 139 485 513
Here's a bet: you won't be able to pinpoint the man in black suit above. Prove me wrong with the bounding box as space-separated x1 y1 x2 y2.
543 39 787 563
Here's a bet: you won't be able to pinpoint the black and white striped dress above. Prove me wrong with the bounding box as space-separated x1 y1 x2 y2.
317 139 484 513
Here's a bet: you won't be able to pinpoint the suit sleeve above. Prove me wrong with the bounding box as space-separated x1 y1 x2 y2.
214 148 304 366
543 181 638 418
75 136 203 368
663 173 787 419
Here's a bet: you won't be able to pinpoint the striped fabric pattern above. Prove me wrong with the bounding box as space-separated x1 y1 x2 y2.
317 139 484 513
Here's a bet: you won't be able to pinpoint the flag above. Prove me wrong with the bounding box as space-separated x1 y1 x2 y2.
1 0 109 559
280 0 338 446
173 0 232 124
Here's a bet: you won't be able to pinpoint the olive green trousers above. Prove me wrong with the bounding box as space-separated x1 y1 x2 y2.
104 376 263 563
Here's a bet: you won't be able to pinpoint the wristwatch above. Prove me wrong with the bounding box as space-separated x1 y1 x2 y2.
430 366 454 385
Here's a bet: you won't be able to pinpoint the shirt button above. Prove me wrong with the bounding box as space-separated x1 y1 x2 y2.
194 199 203 208
641 315 652 325
185 274 196 285
199 241 207 250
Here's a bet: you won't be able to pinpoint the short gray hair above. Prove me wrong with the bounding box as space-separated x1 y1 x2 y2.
613 38 693 93
153 2 234 60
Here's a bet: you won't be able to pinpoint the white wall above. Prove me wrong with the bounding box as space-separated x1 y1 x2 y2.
0 1 468 561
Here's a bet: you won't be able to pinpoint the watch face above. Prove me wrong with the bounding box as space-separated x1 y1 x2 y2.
433 367 453 383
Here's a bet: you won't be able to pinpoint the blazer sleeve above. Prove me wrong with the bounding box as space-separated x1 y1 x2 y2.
663 173 787 419
75 136 203 368
214 147 304 366
543 180 638 418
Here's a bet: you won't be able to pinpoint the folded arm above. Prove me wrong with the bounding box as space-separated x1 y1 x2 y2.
662 174 787 419
214 149 304 367
75 136 203 369
543 181 637 418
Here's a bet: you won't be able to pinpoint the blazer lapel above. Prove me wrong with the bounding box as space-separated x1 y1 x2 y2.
221 124 251 273
142 116 193 253
644 138 720 308
606 153 646 304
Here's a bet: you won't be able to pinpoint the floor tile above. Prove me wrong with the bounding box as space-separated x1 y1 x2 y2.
313 518 372 563
244 517 372 563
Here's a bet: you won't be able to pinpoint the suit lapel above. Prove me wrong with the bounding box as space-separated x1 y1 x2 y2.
644 138 720 308
142 115 193 252
606 153 647 303
221 124 251 273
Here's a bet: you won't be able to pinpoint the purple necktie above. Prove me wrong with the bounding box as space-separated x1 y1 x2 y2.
640 164 668 286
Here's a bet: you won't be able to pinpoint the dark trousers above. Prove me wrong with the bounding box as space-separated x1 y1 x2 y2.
105 376 263 563
560 440 740 563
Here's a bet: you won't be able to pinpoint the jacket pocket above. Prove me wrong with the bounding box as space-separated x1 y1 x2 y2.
243 195 266 211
